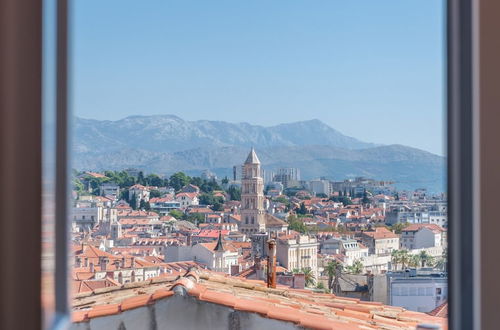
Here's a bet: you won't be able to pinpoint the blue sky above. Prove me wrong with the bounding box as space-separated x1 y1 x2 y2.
72 0 445 155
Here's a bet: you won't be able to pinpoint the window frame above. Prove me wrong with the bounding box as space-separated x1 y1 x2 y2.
2 0 495 329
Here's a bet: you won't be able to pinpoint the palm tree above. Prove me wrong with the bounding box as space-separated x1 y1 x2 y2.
325 260 343 292
391 250 401 270
391 250 410 270
409 254 420 268
302 267 316 287
346 260 363 275
418 251 434 267
398 250 410 270
293 267 316 287
325 260 343 294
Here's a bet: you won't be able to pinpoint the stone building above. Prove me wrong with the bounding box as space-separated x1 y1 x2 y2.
239 148 267 234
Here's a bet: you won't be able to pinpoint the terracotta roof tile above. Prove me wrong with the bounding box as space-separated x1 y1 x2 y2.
121 294 152 311
72 270 447 329
87 303 121 319
72 310 88 323
266 305 302 323
234 298 271 315
151 289 175 301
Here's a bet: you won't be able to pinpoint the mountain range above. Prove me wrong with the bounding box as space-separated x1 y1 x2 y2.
73 115 446 192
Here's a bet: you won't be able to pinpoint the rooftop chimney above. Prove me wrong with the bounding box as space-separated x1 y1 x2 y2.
267 239 277 288
131 257 136 268
83 257 88 267
89 262 95 273
100 257 108 271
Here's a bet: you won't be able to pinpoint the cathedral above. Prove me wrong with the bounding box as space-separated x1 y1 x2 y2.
239 148 288 235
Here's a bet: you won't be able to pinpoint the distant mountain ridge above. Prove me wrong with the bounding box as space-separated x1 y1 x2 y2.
73 115 445 192
74 115 376 153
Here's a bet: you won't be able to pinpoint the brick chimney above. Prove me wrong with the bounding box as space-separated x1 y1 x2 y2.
83 257 88 267
100 257 108 271
122 256 126 268
267 239 277 288
89 262 94 273
131 257 136 268
75 256 81 268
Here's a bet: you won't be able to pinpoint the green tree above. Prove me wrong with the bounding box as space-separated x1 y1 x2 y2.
316 193 328 198
316 282 327 292
409 254 421 268
139 199 147 210
149 189 162 198
435 249 447 271
325 260 343 292
169 172 191 191
221 176 229 185
200 178 222 193
129 192 137 210
186 213 205 224
293 268 316 287
212 201 224 211
302 267 316 287
169 209 184 219
418 251 434 267
391 250 411 270
346 260 363 275
190 177 203 188
288 216 307 233
391 222 410 234
297 202 308 215
73 178 84 192
137 171 145 185
146 174 163 187
227 186 241 201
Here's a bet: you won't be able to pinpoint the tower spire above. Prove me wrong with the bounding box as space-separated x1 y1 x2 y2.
213 230 225 252
245 147 260 164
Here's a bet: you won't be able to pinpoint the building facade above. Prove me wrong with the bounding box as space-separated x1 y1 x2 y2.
276 234 319 278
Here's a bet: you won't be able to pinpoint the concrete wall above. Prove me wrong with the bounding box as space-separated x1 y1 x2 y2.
71 293 302 330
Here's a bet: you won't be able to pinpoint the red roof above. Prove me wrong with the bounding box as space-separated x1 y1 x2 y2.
361 227 399 239
404 223 445 233
194 229 230 238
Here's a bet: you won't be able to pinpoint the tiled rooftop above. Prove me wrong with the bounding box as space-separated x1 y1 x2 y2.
72 270 447 329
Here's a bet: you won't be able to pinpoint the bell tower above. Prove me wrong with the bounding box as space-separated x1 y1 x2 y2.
240 148 266 234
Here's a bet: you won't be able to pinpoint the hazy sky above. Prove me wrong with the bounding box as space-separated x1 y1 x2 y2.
73 0 445 155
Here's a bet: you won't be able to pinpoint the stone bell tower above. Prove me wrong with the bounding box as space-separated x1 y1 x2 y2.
240 148 266 234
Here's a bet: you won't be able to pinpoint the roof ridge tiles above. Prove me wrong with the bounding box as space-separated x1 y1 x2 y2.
71 270 448 329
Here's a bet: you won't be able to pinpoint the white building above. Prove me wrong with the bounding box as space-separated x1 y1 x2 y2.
309 179 331 196
128 184 150 207
388 270 448 313
276 234 319 278
149 196 181 215
360 227 400 256
175 192 199 208
429 211 448 228
73 206 103 231
320 237 368 266
400 224 446 250
100 182 120 200
165 234 238 274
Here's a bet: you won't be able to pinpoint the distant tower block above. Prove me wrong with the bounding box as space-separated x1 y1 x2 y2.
240 148 266 234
